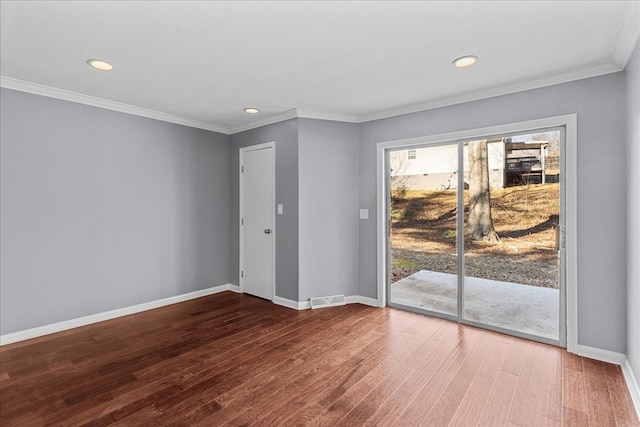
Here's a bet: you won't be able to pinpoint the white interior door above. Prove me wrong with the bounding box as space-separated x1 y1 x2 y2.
240 144 275 300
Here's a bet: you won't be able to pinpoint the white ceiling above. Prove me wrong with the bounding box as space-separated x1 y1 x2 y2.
1 1 639 134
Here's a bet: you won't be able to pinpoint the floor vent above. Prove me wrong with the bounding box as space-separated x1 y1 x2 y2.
309 294 346 309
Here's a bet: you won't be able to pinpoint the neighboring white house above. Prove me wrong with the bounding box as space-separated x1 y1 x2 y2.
390 140 549 190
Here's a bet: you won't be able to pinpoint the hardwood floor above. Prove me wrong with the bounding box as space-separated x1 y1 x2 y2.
1 291 638 426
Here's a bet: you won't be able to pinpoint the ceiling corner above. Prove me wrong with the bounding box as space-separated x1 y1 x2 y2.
295 108 360 124
612 0 640 69
228 109 300 135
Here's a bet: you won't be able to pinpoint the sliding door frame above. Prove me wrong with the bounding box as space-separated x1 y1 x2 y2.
376 114 577 350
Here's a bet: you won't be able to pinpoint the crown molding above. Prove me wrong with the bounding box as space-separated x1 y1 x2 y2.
612 1 640 69
295 108 359 124
228 108 299 134
358 60 622 123
0 76 231 134
2 53 629 134
227 108 360 134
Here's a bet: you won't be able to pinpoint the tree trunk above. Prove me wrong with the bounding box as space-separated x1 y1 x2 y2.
466 140 500 242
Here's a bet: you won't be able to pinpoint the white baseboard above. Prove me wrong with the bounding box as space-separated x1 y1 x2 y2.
2 284 637 418
346 295 380 307
572 344 640 418
572 344 627 365
1 289 383 345
0 284 234 346
273 296 309 310
622 358 640 420
273 295 381 311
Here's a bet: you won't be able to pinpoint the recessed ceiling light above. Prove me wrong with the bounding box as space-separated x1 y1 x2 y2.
453 55 478 68
87 59 113 71
243 107 260 114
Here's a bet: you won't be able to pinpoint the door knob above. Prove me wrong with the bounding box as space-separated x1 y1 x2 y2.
264 229 272 234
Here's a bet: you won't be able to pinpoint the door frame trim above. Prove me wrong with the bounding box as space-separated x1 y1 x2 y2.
376 114 577 351
239 141 276 302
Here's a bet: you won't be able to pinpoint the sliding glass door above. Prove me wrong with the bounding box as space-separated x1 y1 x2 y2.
388 143 459 319
387 129 563 345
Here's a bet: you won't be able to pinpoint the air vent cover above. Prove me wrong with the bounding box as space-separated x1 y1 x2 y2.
309 294 346 309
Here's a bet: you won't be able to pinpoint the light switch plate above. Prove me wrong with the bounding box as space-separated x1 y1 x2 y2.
359 209 369 220
277 204 283 215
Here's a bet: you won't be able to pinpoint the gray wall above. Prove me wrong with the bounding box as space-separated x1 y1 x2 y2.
298 119 360 300
229 119 299 301
359 73 628 353
626 42 640 387
1 62 636 360
0 88 230 335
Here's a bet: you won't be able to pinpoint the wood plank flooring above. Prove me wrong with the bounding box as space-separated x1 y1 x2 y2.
1 291 638 426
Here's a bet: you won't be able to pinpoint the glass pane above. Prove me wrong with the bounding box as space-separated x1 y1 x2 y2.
389 144 458 316
462 133 560 340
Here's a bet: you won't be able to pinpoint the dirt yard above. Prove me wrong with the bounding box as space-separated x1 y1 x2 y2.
391 182 560 288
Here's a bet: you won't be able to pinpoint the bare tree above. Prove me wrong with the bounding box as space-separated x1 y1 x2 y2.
466 140 500 242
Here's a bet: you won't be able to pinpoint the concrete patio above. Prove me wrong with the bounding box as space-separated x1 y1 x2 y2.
391 270 559 341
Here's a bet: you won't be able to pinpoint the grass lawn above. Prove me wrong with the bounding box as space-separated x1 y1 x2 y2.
391 182 560 288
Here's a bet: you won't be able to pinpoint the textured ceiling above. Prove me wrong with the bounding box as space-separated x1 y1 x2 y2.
1 1 639 134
